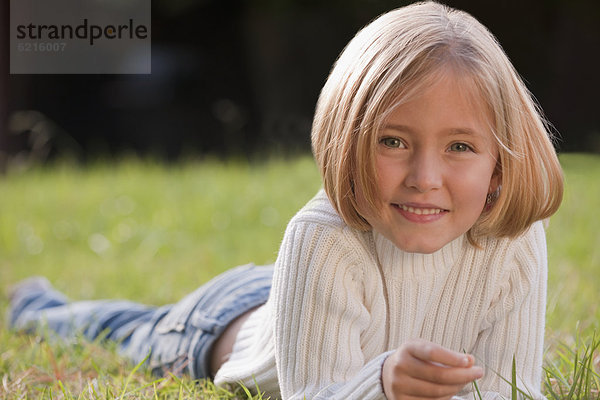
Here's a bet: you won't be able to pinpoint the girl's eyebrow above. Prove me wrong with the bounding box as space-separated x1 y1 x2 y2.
447 127 480 137
383 124 478 136
382 124 481 137
381 124 414 133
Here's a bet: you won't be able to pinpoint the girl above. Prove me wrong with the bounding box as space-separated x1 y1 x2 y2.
9 2 563 399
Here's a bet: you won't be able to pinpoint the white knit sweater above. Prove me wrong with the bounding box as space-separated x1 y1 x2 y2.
214 190 547 400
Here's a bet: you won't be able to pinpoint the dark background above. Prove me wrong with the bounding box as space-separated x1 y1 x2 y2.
1 0 599 167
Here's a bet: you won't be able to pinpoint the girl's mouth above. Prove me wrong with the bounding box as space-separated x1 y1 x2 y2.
392 203 449 222
397 204 445 215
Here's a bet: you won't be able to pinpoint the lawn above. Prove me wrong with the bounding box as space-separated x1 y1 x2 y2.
0 153 598 399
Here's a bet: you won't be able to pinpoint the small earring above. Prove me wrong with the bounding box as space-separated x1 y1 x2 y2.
486 186 501 205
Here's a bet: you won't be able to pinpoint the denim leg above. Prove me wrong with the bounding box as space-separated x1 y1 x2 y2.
8 277 68 327
8 264 274 380
123 263 274 379
9 278 157 345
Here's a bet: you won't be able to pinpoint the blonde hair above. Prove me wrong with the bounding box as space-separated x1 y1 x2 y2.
311 1 563 241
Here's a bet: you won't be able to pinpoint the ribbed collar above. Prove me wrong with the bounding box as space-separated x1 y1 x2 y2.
372 230 466 278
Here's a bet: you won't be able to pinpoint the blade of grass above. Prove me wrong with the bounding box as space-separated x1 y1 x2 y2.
472 353 534 399
512 356 517 400
57 380 68 398
240 380 253 399
471 379 483 400
544 364 566 400
118 350 150 399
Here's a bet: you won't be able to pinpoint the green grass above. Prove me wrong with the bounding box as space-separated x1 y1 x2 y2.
0 153 598 399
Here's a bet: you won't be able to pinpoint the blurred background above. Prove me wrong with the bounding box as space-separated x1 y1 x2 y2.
1 0 599 168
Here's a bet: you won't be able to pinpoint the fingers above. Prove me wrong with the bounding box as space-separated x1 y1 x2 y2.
402 351 483 386
407 339 473 368
382 339 484 399
384 365 478 399
392 374 467 398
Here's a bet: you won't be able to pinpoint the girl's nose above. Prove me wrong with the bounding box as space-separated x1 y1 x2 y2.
403 152 443 193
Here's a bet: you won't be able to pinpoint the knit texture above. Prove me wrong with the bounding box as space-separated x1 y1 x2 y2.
215 190 547 400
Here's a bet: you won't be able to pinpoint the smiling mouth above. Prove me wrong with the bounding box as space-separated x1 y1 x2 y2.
392 204 449 215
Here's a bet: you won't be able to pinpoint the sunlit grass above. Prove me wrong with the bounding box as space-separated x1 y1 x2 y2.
0 153 598 399
0 156 321 304
546 154 600 335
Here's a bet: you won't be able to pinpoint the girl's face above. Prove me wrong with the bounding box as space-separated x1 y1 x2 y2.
359 71 500 254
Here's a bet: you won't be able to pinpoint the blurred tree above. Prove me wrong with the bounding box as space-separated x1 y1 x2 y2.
4 0 599 160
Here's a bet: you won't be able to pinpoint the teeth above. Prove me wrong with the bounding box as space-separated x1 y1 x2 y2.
400 205 443 215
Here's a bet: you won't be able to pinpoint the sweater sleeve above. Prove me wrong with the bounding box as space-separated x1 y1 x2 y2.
454 221 548 400
272 218 388 400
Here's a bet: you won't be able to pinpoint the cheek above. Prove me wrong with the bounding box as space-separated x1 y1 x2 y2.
373 158 399 197
451 165 495 205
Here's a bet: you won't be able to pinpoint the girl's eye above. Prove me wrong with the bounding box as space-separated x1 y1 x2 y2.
449 142 472 152
380 137 405 148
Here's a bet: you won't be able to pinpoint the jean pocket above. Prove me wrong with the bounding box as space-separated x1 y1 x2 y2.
154 289 206 335
188 309 226 334
150 316 200 373
149 312 225 377
149 331 188 367
150 294 203 371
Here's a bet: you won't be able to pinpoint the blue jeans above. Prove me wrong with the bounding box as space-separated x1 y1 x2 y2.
8 263 273 379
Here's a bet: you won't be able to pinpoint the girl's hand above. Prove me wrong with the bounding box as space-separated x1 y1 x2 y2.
382 339 484 400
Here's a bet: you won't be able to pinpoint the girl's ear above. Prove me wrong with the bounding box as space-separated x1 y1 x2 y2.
489 175 501 194
486 174 502 210
488 163 502 194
